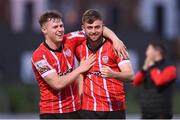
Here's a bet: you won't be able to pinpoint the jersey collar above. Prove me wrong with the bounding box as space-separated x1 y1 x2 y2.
86 37 106 52
43 42 63 52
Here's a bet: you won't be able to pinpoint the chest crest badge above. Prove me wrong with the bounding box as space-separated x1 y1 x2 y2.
64 49 71 57
102 56 109 64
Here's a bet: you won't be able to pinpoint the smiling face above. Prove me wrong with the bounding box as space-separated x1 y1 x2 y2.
42 18 64 44
82 9 104 42
82 19 103 42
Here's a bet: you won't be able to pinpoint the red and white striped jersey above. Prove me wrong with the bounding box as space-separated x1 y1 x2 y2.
31 31 85 114
76 39 130 111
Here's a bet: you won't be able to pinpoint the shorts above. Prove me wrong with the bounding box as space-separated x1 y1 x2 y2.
79 110 126 119
40 110 81 119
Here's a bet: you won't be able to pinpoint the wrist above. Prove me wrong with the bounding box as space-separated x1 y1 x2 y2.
76 66 83 74
112 71 118 79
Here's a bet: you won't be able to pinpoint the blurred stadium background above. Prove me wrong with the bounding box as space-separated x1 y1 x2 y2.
0 0 180 119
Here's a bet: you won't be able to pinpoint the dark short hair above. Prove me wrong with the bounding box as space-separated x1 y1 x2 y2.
39 10 62 27
82 9 102 24
149 41 167 58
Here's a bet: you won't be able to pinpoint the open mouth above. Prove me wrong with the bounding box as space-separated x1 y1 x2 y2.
56 32 64 38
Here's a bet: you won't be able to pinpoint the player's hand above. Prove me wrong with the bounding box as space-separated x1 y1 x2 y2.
113 40 129 59
79 54 96 73
100 65 114 78
143 56 155 70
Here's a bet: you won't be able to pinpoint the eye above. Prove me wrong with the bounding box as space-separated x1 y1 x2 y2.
95 26 101 29
60 24 64 28
87 26 93 29
53 25 58 29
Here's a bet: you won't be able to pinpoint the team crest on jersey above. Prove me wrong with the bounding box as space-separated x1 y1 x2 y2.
64 49 71 57
102 56 109 64
34 59 51 74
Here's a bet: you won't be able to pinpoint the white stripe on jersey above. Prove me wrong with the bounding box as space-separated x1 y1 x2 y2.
86 46 97 111
99 47 113 111
43 55 54 70
70 85 76 111
41 69 56 78
118 60 130 67
58 92 63 113
90 75 97 111
67 31 85 39
42 55 57 113
50 51 61 73
50 51 63 113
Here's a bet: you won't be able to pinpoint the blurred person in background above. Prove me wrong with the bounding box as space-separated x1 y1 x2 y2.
133 41 177 119
31 10 128 119
76 9 134 119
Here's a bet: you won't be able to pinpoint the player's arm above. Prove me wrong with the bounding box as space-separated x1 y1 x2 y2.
100 62 134 81
33 54 95 91
150 65 176 86
132 70 146 86
103 26 129 59
65 31 86 48
45 55 95 90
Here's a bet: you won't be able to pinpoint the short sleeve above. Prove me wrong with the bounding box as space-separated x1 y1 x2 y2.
115 51 130 68
75 44 84 62
31 53 56 78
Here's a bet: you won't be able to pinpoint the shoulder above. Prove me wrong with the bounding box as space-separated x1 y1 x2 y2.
160 60 176 69
102 39 115 53
32 43 47 61
104 38 113 47
65 31 85 39
76 41 86 49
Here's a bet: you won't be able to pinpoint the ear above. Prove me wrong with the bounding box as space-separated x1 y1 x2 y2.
41 26 47 34
81 25 85 31
102 24 105 30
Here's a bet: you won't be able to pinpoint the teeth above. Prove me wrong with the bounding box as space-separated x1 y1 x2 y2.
56 33 62 36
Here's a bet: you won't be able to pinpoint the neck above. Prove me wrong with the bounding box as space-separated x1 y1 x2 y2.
87 35 106 52
87 35 103 48
46 39 61 49
45 39 63 52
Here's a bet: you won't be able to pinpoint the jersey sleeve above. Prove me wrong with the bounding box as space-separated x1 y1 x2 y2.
75 45 84 62
65 31 86 48
109 43 130 68
116 52 130 68
31 53 56 78
132 70 145 86
150 65 176 86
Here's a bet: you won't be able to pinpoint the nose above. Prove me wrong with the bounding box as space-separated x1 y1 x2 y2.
92 28 96 33
58 26 64 32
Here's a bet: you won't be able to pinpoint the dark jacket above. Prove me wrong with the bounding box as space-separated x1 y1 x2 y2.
133 60 176 119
